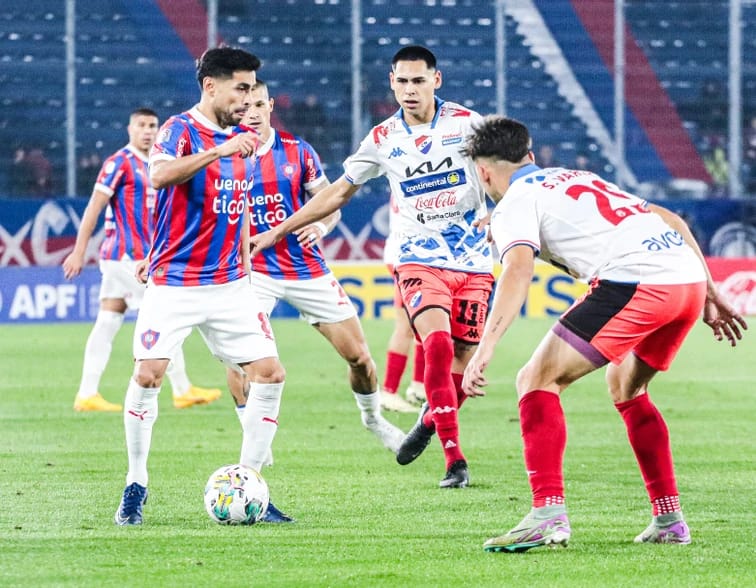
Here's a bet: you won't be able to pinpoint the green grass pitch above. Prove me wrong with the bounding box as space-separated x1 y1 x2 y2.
0 318 753 587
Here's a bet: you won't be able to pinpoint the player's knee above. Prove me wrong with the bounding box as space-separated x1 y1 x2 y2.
133 360 166 388
247 358 286 384
347 347 373 373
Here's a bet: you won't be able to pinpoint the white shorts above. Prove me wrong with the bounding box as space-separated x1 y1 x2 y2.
133 278 278 366
250 271 357 325
99 259 145 309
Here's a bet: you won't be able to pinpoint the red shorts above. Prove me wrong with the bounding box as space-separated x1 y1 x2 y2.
555 279 706 371
394 263 494 344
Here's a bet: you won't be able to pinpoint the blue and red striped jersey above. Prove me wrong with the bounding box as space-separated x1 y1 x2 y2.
249 129 329 280
148 107 255 286
95 145 154 262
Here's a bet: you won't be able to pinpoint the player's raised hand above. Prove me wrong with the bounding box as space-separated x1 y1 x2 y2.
703 290 748 346
217 131 259 158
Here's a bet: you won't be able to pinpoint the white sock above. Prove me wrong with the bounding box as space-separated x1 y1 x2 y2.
165 346 191 397
240 382 284 472
354 389 381 422
235 404 245 425
123 379 160 487
77 310 124 399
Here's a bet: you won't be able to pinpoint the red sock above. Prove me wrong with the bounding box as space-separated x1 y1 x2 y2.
412 342 425 383
451 373 468 410
615 393 679 512
423 331 464 467
382 351 407 394
519 390 566 507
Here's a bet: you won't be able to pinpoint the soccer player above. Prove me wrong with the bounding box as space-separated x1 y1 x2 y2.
62 108 221 412
225 80 404 452
381 196 426 413
460 115 748 552
114 47 290 525
250 46 494 489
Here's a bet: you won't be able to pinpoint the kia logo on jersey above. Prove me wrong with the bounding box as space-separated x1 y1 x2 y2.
415 135 432 154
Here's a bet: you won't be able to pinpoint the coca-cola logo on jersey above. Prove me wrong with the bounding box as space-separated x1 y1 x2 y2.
413 190 458 211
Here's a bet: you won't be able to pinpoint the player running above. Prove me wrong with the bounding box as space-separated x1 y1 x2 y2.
461 115 748 552
250 45 494 489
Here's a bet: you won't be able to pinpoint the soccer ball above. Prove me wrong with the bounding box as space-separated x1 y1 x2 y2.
204 464 269 525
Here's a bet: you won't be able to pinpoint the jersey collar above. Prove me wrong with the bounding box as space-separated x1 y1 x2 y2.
510 163 541 185
255 128 276 157
397 96 444 133
125 143 149 163
188 106 234 135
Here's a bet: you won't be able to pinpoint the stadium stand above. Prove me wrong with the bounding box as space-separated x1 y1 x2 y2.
0 0 753 196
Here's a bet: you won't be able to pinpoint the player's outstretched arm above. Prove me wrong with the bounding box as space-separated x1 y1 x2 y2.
649 203 748 346
463 245 535 397
250 176 358 254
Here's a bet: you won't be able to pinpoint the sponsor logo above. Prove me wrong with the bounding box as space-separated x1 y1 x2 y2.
441 133 462 146
432 405 457 414
405 157 454 178
128 410 147 421
212 194 247 225
642 230 685 252
464 328 480 339
416 212 425 224
414 190 458 211
409 291 422 308
415 135 432 154
281 137 300 145
140 329 160 350
423 210 462 223
214 178 253 191
249 192 288 227
389 147 406 158
401 169 466 197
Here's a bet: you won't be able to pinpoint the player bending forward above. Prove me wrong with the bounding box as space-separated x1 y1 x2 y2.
461 115 747 552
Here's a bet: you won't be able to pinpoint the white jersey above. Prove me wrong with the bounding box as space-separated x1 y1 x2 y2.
489 165 707 285
345 98 492 274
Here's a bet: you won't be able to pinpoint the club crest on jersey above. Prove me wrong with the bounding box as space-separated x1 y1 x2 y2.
415 135 432 154
280 163 298 178
140 329 160 350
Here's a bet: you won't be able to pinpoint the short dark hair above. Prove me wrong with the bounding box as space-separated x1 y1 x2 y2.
195 46 261 88
391 45 437 71
130 107 158 119
463 115 532 162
